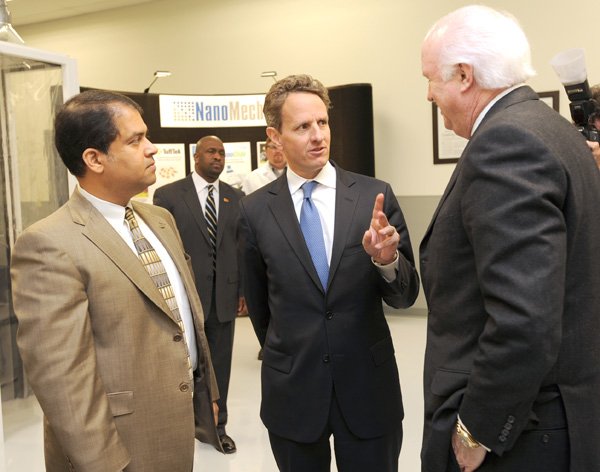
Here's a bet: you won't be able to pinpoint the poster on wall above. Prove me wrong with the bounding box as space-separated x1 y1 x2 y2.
160 94 266 128
256 141 268 167
188 141 252 190
133 143 186 203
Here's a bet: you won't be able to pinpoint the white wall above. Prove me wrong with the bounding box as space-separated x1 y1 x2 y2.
16 0 599 196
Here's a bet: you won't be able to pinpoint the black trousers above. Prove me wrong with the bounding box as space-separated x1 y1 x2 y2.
204 295 235 436
269 389 402 472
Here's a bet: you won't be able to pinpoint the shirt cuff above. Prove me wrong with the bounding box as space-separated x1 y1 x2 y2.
372 250 399 282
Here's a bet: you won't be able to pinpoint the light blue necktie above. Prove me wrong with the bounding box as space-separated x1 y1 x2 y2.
300 181 329 291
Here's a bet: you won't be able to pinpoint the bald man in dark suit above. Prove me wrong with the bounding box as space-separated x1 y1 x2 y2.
154 135 244 454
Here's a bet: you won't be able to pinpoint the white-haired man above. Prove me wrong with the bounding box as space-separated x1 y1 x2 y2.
420 6 600 472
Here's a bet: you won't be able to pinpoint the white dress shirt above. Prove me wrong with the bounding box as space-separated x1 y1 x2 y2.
286 162 397 281
287 162 337 265
78 186 198 369
242 165 285 194
191 171 220 217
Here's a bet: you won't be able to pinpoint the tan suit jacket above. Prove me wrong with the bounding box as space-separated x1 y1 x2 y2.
11 188 221 471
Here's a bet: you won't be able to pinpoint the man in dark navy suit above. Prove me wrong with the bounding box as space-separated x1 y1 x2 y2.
239 74 419 472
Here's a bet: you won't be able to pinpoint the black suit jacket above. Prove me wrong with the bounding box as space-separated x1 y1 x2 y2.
420 86 600 471
238 162 419 442
153 175 244 322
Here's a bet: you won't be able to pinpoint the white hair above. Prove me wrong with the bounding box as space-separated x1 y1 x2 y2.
425 5 536 89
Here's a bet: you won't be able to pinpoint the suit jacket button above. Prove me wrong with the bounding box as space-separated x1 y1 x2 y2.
326 311 334 320
322 355 330 363
179 383 190 392
173 334 183 342
498 435 507 442
507 415 515 423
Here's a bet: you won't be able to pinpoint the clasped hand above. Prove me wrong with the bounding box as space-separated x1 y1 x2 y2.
451 429 487 472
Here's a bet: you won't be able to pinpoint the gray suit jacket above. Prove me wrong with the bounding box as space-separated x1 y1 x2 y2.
239 162 419 442
153 175 244 323
11 188 221 472
420 86 600 471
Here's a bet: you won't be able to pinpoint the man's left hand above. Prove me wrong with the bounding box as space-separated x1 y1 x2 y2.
452 429 487 472
237 296 248 317
362 193 399 264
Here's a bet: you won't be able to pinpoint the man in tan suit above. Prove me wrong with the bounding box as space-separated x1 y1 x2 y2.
10 90 221 471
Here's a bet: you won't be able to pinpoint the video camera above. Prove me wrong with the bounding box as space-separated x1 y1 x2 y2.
551 48 600 142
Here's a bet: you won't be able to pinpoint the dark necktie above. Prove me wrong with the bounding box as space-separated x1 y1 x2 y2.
124 207 193 381
205 185 217 271
300 181 329 291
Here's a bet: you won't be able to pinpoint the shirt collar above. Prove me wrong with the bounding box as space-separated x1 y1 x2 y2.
471 84 526 135
78 185 129 220
192 170 219 193
287 161 336 195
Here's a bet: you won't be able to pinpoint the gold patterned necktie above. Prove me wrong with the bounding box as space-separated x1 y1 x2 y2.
205 185 217 271
124 207 193 381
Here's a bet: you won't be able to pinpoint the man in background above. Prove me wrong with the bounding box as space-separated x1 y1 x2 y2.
11 90 221 471
420 6 600 471
241 137 287 194
154 135 244 454
239 74 419 472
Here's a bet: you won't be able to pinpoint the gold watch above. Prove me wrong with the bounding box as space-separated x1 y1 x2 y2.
455 421 481 449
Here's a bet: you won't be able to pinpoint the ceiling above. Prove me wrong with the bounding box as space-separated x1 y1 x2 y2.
6 0 158 26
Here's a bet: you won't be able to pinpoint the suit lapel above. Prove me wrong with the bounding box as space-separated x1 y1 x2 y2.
68 190 175 320
267 177 325 292
216 182 235 249
420 153 466 249
329 167 358 285
181 175 211 245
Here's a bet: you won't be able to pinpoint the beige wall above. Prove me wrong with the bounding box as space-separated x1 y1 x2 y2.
17 0 598 197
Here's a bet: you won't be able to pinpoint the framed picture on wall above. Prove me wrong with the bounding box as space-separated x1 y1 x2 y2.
537 90 559 112
256 141 268 167
432 90 560 164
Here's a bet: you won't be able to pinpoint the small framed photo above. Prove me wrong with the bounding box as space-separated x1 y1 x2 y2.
256 141 267 167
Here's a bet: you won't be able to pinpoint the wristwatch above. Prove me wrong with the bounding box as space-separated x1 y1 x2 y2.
455 420 481 449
